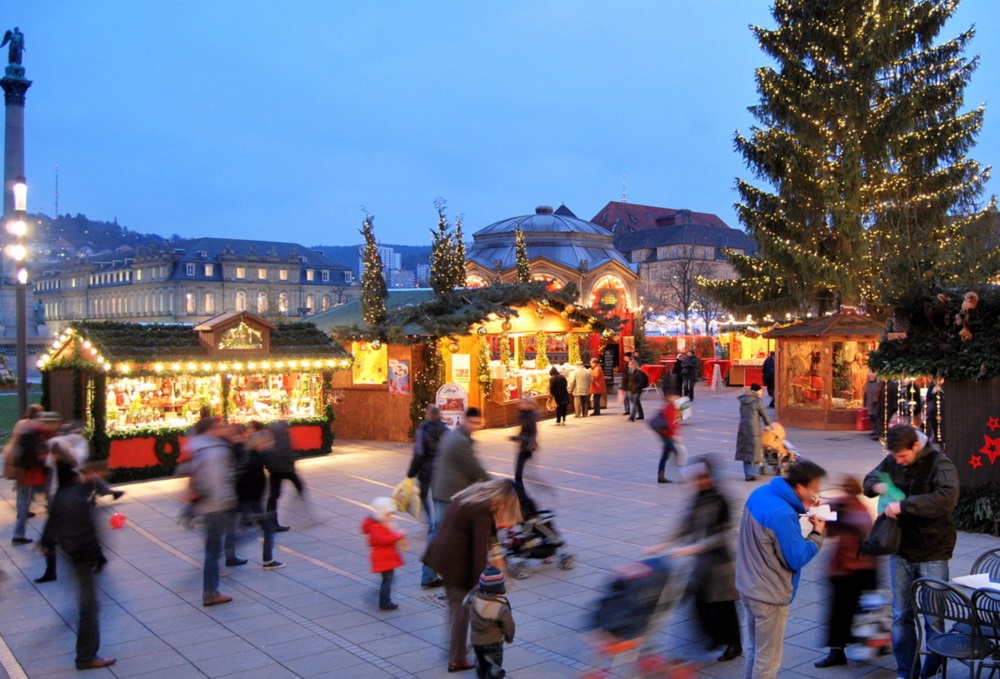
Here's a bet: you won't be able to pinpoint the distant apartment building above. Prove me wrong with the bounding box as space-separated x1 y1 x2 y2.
33 237 357 332
415 263 430 287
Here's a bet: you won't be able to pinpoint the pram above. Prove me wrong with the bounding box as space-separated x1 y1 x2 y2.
581 556 694 678
846 589 893 662
503 501 575 579
761 422 801 477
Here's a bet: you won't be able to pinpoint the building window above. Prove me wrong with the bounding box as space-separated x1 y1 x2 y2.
205 263 214 276
277 292 288 314
321 270 330 282
236 266 246 279
258 268 267 280
306 269 315 282
321 295 330 311
185 263 196 277
257 291 268 313
205 292 215 314
279 269 288 281
235 291 246 311
344 271 353 283
186 293 195 314
305 294 315 313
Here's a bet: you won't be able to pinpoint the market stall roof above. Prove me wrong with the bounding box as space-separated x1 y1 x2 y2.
39 315 350 374
763 313 884 338
308 289 436 336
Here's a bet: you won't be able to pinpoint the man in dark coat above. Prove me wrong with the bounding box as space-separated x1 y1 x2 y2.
762 352 775 408
408 405 449 587
681 350 701 401
263 421 304 532
626 358 648 421
864 425 958 679
44 461 116 670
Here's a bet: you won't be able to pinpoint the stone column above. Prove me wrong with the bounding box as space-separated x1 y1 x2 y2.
1 60 33 340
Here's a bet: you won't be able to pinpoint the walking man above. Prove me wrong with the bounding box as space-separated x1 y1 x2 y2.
408 405 449 588
864 425 958 679
626 358 648 421
736 460 827 679
430 407 490 524
681 350 701 401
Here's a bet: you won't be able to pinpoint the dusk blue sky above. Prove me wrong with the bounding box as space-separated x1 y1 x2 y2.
10 1 1000 246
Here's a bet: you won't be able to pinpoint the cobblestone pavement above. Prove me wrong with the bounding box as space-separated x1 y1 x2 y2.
1 386 997 678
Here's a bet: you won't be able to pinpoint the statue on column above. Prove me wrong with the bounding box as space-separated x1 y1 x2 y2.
1 27 24 66
33 300 45 325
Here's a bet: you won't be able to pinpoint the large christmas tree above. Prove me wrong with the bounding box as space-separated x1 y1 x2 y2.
359 214 388 327
705 0 994 317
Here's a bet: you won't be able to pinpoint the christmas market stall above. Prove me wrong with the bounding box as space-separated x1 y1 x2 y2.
869 287 1000 534
38 312 351 481
763 312 883 430
309 283 617 440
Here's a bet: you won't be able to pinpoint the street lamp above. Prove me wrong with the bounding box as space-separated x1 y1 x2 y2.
7 176 28 415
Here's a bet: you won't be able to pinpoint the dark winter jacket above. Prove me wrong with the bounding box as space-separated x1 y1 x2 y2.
408 418 449 486
262 421 297 474
422 496 497 592
863 445 958 562
549 373 570 405
735 392 771 463
466 590 515 645
626 368 649 394
431 427 490 502
736 477 823 605
681 355 701 380
675 485 738 603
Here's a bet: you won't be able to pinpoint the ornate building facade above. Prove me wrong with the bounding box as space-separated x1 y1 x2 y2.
33 237 357 333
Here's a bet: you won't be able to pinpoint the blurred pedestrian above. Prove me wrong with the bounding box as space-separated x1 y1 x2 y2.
263 420 304 532
422 479 522 673
762 351 775 408
589 357 607 416
431 407 490 525
408 405 449 588
626 358 648 421
511 397 538 511
681 350 701 401
654 390 680 484
814 476 876 669
548 367 569 426
11 411 60 545
237 421 283 570
736 384 771 481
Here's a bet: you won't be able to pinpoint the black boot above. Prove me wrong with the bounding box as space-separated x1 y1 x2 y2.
36 550 57 582
34 570 56 583
814 648 847 668
717 644 742 662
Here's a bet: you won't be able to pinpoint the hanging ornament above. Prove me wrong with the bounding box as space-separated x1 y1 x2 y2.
540 299 549 307
501 320 512 332
448 342 460 354
371 339 382 350
476 326 488 336
358 342 368 352
560 311 569 319
565 304 576 314
535 307 545 319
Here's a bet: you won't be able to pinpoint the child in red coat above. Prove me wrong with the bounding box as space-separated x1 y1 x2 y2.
361 497 406 610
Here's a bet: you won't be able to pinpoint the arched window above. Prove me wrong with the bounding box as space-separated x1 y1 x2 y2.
305 294 315 314
531 274 564 291
235 291 246 311
278 292 288 314
465 274 488 288
321 295 330 311
205 293 215 314
257 291 268 313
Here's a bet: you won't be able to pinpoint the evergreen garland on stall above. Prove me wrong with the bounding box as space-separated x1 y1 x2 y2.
535 331 549 370
359 213 388 327
409 338 445 434
477 336 493 399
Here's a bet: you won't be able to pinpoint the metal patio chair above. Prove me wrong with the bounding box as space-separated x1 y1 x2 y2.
972 549 1000 582
910 577 995 679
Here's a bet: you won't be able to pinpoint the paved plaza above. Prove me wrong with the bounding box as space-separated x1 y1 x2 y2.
1 386 997 678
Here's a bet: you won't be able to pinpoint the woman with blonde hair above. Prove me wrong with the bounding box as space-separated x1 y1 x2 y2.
422 479 522 673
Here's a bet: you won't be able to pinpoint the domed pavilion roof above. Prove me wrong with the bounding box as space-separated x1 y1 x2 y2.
466 204 634 272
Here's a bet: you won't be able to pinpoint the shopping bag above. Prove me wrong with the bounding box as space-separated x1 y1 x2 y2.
673 439 689 466
391 477 422 519
545 396 556 412
861 514 901 556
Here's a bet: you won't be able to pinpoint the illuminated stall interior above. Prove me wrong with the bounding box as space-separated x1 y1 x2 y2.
763 313 883 430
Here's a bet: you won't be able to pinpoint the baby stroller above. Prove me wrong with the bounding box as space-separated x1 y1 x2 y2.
581 556 693 678
761 422 801 477
846 589 893 662
503 496 575 579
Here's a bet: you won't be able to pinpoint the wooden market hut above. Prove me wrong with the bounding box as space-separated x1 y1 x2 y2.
38 312 351 481
308 283 616 441
763 313 884 430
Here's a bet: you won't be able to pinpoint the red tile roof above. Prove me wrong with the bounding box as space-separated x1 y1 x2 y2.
590 201 731 233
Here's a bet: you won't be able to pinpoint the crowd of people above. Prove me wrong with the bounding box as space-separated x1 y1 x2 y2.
2 379 963 677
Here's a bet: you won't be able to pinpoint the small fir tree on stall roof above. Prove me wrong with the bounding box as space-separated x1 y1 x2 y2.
430 203 467 295
568 332 581 365
477 336 492 399
409 338 446 433
535 331 549 370
360 214 388 327
702 0 994 317
514 225 531 283
454 217 467 285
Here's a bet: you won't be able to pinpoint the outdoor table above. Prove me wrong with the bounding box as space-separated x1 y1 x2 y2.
702 359 732 386
640 364 666 389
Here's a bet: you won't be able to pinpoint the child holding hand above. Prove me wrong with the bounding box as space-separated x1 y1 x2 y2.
361 497 406 611
465 565 515 678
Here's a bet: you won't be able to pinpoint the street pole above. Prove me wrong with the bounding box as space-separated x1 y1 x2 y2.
11 176 27 415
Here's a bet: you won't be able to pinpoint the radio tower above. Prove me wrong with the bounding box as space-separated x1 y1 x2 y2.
54 163 59 216
621 174 628 203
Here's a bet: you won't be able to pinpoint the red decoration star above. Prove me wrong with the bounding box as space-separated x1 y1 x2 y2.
969 455 983 470
988 416 1000 431
979 435 1000 465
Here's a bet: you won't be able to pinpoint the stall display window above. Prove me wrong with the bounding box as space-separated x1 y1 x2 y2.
781 341 823 408
831 341 871 409
105 375 222 430
229 372 322 420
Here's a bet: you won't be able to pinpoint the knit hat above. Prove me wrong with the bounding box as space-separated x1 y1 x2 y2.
478 565 506 594
371 497 396 520
750 383 762 393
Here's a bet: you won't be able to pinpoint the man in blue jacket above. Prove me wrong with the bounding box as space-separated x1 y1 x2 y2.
736 460 827 679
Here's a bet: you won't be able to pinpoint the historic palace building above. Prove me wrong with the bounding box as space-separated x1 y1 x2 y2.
33 237 356 333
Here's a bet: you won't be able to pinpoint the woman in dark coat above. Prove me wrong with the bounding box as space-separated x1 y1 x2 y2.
647 457 741 662
735 384 771 481
422 479 522 673
548 367 570 426
263 421 304 531
511 398 538 510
